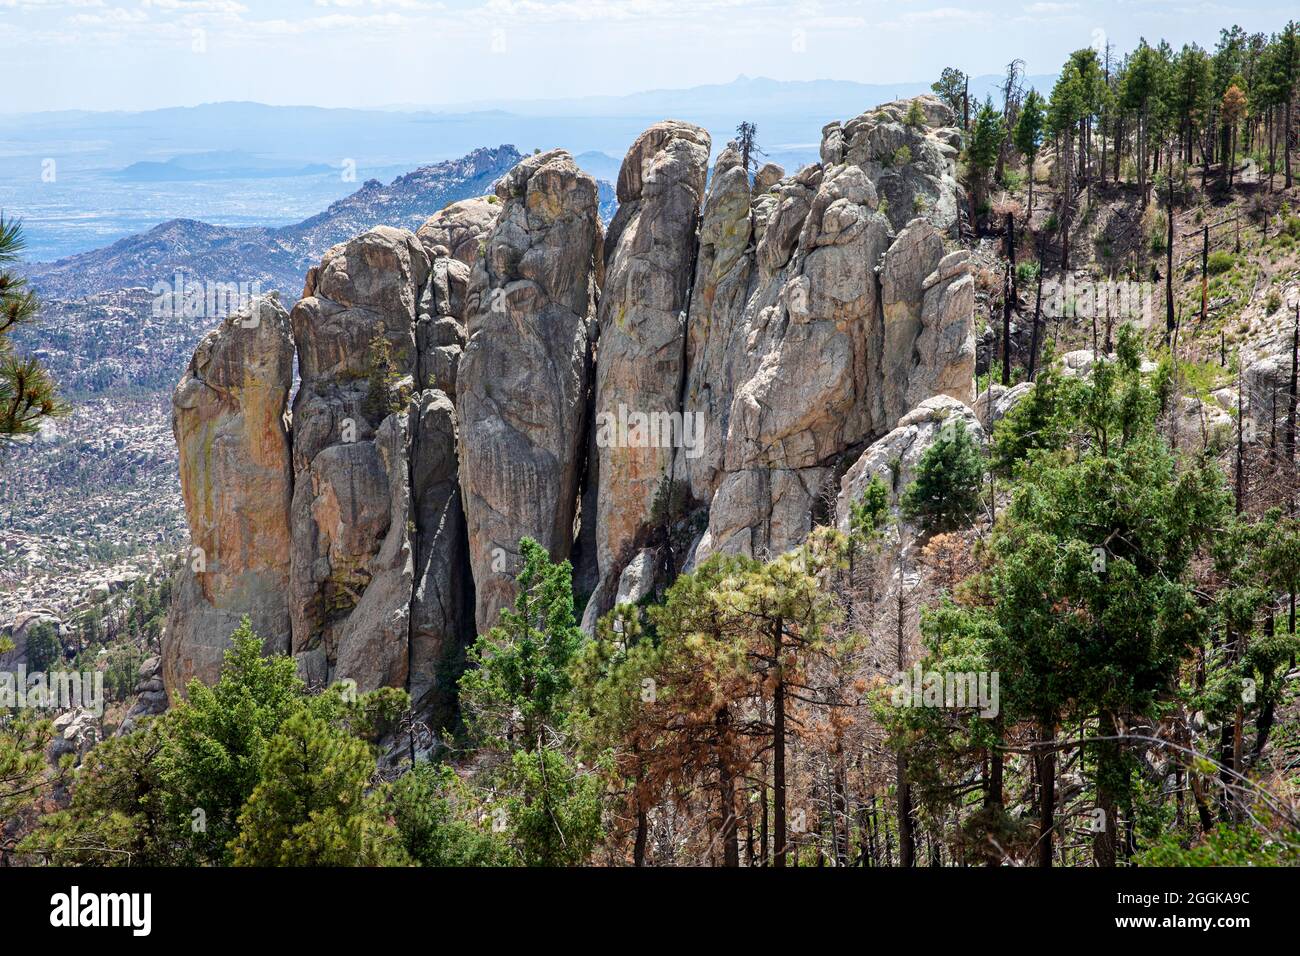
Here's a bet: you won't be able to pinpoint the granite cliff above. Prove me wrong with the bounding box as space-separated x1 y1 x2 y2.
163 95 978 729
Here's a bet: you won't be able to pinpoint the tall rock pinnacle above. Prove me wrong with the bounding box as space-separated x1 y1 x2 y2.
164 295 294 694
457 149 604 633
586 120 710 627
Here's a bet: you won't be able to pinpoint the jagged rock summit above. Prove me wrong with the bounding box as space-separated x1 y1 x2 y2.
163 96 976 728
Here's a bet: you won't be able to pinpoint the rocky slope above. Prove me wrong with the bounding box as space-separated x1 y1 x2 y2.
163 96 978 728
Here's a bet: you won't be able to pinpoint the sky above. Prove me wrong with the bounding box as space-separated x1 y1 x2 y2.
1 0 1296 113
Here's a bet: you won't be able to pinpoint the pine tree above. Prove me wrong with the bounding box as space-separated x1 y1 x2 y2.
1014 88 1046 213
230 709 408 866
389 763 509 867
902 419 986 533
730 121 765 180
965 98 1003 230
0 216 67 438
987 326 1231 866
20 721 176 866
458 537 601 865
459 538 585 753
155 617 305 863
931 67 969 120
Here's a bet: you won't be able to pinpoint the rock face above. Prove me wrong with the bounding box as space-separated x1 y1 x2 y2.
117 656 168 736
822 95 962 235
457 150 604 633
417 198 502 399
671 99 973 570
1244 353 1294 436
835 396 985 582
587 121 710 624
288 226 427 693
166 215 485 719
837 395 985 531
409 389 474 726
674 146 755 506
164 296 294 694
695 159 893 561
165 95 979 722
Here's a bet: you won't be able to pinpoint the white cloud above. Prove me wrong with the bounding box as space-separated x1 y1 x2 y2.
898 6 992 25
313 0 444 8
1022 2 1079 13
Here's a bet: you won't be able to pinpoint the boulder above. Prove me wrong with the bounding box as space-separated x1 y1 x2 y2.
834 95 960 234
417 196 501 265
416 197 501 399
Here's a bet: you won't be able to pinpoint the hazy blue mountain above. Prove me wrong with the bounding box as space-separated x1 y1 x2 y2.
113 151 336 182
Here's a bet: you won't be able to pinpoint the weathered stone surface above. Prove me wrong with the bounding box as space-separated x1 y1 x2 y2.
328 410 414 693
117 656 168 736
164 97 986 709
0 610 62 672
458 149 603 632
674 147 755 505
1170 395 1234 453
49 708 99 764
164 295 294 697
409 389 474 725
881 218 946 426
588 121 709 625
417 196 501 265
975 381 1033 430
295 226 427 384
836 396 984 573
695 162 892 563
289 227 427 691
416 198 501 398
753 162 785 195
834 95 960 234
910 249 977 412
614 548 658 607
1243 353 1293 436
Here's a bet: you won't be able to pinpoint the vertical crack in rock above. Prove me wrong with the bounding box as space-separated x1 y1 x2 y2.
583 121 710 629
457 150 603 634
406 198 498 730
287 226 427 692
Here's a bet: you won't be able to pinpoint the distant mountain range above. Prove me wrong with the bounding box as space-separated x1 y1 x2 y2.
434 73 1059 119
112 151 337 183
25 146 536 300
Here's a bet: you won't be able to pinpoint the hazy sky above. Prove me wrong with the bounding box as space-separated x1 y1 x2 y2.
2 0 1294 112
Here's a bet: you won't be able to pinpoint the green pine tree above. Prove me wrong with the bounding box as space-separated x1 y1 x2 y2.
155 617 305 863
230 709 408 866
0 215 67 438
901 419 986 533
458 537 585 753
